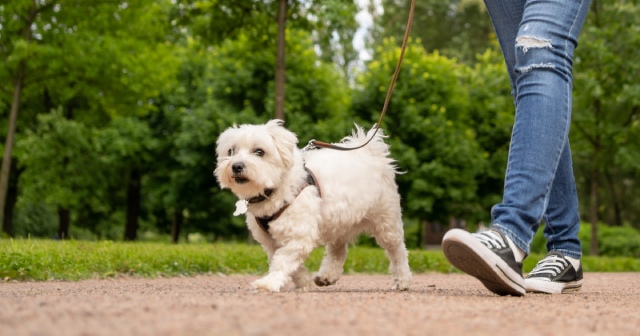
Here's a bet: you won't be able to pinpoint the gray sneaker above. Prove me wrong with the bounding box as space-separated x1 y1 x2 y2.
442 228 525 296
525 251 583 294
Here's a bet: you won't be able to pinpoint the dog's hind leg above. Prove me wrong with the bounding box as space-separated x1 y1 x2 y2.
372 217 412 291
313 241 348 286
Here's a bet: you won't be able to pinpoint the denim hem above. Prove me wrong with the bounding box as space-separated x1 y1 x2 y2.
552 248 582 260
491 223 530 256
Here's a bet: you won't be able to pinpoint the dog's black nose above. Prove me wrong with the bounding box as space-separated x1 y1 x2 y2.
232 162 245 174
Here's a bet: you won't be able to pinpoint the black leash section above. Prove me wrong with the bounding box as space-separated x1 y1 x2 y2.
304 0 416 151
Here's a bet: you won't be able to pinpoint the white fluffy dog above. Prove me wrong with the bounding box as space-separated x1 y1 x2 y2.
214 119 411 292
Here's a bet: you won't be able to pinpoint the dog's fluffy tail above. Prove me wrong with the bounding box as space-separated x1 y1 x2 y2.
338 124 401 172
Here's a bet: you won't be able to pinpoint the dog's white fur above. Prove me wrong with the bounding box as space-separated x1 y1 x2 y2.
214 120 412 292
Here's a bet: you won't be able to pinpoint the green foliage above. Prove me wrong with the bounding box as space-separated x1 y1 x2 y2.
530 222 640 258
97 117 161 167
15 110 104 209
579 223 640 258
4 0 180 240
0 0 179 119
170 0 359 77
15 111 164 238
13 202 58 239
205 29 352 138
373 0 494 64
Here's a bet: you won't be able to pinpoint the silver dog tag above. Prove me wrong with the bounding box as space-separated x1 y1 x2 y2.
234 200 248 216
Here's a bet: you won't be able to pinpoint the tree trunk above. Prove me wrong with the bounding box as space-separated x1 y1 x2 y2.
274 0 287 120
604 170 623 226
0 1 35 228
2 160 20 237
417 220 424 249
58 206 70 240
124 168 141 241
2 184 17 237
171 208 183 244
589 166 599 256
588 96 601 256
0 64 25 226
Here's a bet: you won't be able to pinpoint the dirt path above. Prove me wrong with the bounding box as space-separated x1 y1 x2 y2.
1 273 639 335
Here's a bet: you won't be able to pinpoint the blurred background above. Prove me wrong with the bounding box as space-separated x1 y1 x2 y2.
0 0 638 256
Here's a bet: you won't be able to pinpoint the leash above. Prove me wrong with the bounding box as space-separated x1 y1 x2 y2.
304 0 416 151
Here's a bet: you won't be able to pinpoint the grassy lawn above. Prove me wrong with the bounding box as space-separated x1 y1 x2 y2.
1 239 638 281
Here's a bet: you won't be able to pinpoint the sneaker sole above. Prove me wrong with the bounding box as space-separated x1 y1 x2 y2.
442 229 525 296
525 278 583 294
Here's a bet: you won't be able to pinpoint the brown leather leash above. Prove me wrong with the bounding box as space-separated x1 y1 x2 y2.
304 0 416 151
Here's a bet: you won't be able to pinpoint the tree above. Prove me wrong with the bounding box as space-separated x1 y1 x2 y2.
10 0 179 239
0 0 42 228
275 0 287 119
94 118 161 241
171 0 359 71
15 110 105 239
370 0 494 65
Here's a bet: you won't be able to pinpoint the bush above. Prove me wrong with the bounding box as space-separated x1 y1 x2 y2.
580 223 640 257
530 222 640 257
13 202 58 239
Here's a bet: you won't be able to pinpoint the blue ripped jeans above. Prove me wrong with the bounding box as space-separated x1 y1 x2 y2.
484 0 592 259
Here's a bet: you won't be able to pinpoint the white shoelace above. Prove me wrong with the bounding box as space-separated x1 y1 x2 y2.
473 230 507 250
528 255 569 277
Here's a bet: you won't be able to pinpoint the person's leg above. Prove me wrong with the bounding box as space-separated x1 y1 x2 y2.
525 142 584 294
490 0 591 257
489 0 585 287
483 1 583 255
443 0 591 296
542 142 582 259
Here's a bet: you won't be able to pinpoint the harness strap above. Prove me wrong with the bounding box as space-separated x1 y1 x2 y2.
304 166 321 197
255 167 320 233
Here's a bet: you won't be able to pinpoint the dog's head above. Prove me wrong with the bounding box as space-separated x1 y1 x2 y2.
214 119 299 199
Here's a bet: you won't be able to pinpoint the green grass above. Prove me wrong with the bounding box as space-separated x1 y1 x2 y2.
1 239 638 281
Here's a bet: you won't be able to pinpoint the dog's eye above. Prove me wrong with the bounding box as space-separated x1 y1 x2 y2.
228 148 235 156
254 149 265 157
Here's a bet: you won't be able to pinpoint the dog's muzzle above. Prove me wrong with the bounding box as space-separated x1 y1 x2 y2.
232 162 245 173
231 162 249 184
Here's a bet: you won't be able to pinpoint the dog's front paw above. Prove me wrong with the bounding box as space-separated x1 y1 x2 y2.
251 276 285 293
391 277 411 291
312 273 339 287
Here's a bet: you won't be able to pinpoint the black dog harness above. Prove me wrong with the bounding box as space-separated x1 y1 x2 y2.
254 167 320 233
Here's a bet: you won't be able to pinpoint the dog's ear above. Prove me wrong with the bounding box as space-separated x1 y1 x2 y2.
266 120 298 168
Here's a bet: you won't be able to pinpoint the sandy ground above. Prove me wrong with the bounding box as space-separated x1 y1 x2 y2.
1 273 639 336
